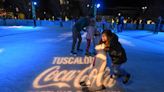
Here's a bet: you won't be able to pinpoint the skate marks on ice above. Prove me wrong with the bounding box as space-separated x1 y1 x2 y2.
31 57 124 92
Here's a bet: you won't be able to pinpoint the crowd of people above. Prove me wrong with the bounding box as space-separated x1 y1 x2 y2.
70 17 131 91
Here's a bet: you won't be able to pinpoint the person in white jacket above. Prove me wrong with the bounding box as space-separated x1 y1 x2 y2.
80 43 108 91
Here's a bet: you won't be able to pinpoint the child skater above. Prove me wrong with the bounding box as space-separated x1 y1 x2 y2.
80 31 112 91
85 18 97 56
80 43 107 91
103 30 131 84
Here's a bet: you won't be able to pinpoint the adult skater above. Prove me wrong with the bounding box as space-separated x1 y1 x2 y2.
59 17 63 27
70 17 90 55
113 18 117 33
154 16 162 34
136 18 140 30
103 30 131 84
117 16 124 32
141 18 146 30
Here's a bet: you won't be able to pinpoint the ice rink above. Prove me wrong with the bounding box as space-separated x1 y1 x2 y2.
0 26 164 92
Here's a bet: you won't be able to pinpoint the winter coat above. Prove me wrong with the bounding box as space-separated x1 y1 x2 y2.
73 17 89 32
106 33 127 65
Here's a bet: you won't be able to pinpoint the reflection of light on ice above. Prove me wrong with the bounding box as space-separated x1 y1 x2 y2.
119 38 135 47
58 32 72 37
33 57 116 89
1 26 37 29
33 66 115 89
37 38 66 43
37 32 72 43
37 38 59 43
7 26 24 28
0 48 4 53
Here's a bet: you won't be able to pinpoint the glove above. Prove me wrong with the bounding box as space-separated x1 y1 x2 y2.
95 43 106 50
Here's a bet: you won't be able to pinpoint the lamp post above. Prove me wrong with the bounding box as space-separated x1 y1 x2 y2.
142 6 147 13
31 1 37 27
92 0 100 18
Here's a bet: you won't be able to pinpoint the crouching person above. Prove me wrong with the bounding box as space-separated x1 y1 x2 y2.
102 30 131 84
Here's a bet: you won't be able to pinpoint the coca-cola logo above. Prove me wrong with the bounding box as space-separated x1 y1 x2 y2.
32 57 116 91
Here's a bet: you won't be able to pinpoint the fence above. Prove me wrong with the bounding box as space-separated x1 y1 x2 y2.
0 19 163 31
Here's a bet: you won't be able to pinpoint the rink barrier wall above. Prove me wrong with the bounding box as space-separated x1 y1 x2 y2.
0 19 74 28
0 19 163 31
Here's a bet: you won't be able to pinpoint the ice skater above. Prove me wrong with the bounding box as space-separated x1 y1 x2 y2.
136 18 140 30
80 43 107 91
103 30 131 84
70 17 90 56
154 16 162 34
85 18 97 56
59 17 63 27
80 30 115 91
101 16 107 30
117 16 124 32
141 18 146 30
113 18 117 33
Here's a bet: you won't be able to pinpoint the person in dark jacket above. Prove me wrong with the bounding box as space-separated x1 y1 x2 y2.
154 16 162 34
100 30 130 84
71 17 90 55
117 16 124 32
136 18 140 30
141 18 146 30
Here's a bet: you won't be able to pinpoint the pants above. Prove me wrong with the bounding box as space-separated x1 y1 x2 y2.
136 24 139 30
154 24 162 34
113 23 117 33
110 64 128 78
102 23 105 30
86 39 91 52
83 58 107 88
117 24 123 32
60 22 63 27
86 36 100 53
33 19 36 27
71 27 82 51
142 24 145 30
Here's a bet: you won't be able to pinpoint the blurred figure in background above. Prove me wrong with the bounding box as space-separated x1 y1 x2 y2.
154 16 162 34
141 18 146 30
113 18 117 33
117 16 124 32
101 16 107 31
136 18 140 30
59 17 63 27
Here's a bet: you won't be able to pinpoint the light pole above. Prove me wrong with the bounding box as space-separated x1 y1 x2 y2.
31 1 37 27
32 1 37 19
92 0 100 18
142 6 147 13
32 2 37 27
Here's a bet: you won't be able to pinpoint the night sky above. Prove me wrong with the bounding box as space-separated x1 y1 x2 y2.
1 0 164 18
